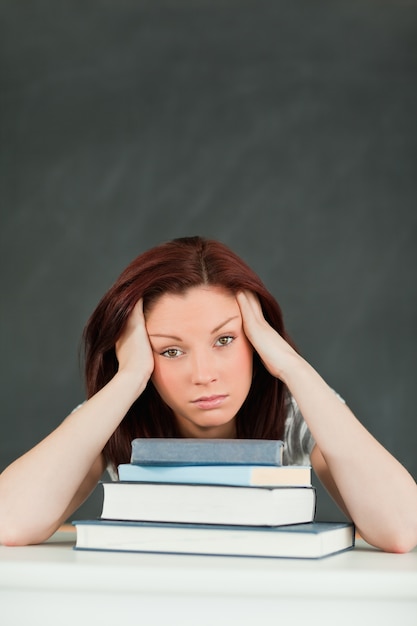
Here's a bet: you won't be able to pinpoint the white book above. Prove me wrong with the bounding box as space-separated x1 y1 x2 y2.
100 481 316 526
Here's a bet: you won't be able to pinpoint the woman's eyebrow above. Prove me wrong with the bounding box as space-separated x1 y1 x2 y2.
211 315 240 334
148 332 182 340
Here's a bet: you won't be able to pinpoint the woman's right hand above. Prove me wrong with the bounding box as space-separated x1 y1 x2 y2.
115 298 155 383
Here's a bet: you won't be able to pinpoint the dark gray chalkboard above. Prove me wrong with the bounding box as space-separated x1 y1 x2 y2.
1 0 416 521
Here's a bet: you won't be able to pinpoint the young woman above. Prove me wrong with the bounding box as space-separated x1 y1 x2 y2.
0 236 416 550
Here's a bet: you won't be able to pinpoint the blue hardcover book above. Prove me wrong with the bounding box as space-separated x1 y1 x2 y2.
74 520 355 559
130 438 284 466
118 463 311 486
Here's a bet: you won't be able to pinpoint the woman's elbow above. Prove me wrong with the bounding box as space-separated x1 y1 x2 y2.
0 528 29 546
361 519 417 554
0 518 58 546
383 529 417 554
387 510 417 553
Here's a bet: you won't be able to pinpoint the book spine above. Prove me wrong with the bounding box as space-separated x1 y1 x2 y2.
130 439 283 466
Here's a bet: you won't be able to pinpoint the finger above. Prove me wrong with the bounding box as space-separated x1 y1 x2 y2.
116 299 144 350
130 298 145 323
236 290 253 311
236 290 263 322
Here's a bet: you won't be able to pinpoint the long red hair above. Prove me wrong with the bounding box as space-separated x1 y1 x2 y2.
82 236 298 469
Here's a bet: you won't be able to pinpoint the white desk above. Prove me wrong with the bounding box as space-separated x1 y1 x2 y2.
1 529 416 626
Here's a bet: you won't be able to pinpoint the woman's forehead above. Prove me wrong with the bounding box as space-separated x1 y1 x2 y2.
145 285 240 331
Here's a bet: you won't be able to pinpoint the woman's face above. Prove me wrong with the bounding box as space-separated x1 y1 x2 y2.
145 285 253 438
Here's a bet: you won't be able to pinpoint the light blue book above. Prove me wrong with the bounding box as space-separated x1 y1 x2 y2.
117 463 311 486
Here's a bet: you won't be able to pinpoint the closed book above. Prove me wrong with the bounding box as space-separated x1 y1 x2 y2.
130 438 284 466
118 463 311 487
99 481 316 526
73 520 355 559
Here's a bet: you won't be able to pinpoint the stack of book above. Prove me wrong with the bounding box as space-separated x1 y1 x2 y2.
74 438 355 559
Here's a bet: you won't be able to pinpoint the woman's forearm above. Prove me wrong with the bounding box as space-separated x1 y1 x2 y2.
0 370 145 545
282 354 417 552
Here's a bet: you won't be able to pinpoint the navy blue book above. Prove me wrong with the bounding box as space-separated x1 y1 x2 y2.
130 438 284 466
73 520 355 559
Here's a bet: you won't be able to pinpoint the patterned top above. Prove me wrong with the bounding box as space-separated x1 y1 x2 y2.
282 395 315 466
282 390 346 466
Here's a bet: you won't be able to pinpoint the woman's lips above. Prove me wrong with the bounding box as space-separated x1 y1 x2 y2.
191 395 228 410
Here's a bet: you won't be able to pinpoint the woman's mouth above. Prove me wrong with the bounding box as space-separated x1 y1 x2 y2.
191 395 228 410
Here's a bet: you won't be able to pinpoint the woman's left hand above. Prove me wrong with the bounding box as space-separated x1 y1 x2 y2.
236 290 299 381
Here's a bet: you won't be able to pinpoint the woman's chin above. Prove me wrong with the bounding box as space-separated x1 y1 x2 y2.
175 414 237 439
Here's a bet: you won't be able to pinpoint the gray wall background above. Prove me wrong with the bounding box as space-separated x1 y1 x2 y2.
1 0 416 523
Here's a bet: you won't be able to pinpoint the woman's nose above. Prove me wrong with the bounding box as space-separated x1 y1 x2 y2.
190 351 217 385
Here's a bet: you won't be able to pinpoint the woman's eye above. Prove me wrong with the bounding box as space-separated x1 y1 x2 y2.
161 348 182 358
215 335 234 347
